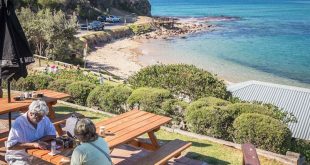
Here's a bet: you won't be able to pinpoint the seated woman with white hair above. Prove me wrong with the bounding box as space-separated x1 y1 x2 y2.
5 100 56 165
70 118 112 165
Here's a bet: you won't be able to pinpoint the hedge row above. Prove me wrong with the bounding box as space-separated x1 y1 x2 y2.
3 74 53 91
184 97 294 154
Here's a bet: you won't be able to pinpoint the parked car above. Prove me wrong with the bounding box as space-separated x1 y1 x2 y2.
106 15 121 23
88 21 104 31
97 16 106 22
79 23 88 30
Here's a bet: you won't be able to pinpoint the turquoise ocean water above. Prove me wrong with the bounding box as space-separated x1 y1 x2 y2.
140 0 310 88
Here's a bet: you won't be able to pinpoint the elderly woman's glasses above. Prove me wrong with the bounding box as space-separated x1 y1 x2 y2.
30 112 44 119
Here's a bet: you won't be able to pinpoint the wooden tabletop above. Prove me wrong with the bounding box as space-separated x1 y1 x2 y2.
0 89 70 115
26 110 171 165
27 148 72 165
96 109 172 149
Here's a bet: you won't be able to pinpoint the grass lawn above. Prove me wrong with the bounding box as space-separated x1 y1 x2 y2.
54 104 284 165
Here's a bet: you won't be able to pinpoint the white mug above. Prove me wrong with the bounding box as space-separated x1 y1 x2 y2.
99 126 106 137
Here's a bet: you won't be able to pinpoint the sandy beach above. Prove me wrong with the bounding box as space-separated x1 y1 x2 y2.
86 38 144 79
86 17 216 80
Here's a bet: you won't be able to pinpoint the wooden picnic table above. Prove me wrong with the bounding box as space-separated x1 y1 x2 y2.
0 89 70 119
26 109 172 165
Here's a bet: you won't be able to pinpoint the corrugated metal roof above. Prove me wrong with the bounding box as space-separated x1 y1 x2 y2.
227 81 310 140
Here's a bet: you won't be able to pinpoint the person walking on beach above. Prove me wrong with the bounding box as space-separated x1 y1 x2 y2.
99 74 104 84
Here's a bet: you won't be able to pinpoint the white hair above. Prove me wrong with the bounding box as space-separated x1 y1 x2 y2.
28 100 49 116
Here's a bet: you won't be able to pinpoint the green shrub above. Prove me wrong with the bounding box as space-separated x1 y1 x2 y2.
187 97 230 110
6 74 53 91
161 99 189 129
47 79 73 92
86 84 114 108
127 87 172 113
233 113 292 153
66 81 96 106
290 139 310 162
49 70 98 84
31 74 53 90
227 103 295 124
128 64 229 100
128 23 153 35
11 77 35 91
185 105 231 138
99 85 133 114
184 97 231 138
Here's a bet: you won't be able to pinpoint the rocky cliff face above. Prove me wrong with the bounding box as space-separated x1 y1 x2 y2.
112 0 151 16
99 0 151 16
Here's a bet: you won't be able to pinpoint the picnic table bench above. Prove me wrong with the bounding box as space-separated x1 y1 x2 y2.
1 109 200 165
135 139 192 165
21 109 196 165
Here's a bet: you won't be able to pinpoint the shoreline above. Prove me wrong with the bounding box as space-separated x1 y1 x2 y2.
86 16 309 87
86 16 236 83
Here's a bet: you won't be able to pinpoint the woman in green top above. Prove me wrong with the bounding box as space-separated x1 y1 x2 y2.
70 118 112 165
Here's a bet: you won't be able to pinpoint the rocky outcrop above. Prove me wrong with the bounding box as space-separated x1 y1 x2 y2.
112 0 151 16
99 0 151 16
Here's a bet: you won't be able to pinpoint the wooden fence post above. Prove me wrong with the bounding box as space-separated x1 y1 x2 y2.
242 143 260 165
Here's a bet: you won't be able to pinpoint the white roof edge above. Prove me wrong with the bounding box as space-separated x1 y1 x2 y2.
227 80 310 93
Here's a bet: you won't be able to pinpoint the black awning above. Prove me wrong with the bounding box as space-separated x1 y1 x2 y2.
0 0 34 81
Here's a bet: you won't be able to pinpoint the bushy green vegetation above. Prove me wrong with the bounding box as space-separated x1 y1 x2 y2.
66 81 96 106
161 99 188 129
17 8 79 61
185 100 232 138
100 85 133 114
4 74 53 91
128 64 230 100
184 97 294 148
87 84 115 108
226 103 296 124
7 63 305 159
128 23 154 35
49 70 99 84
127 87 172 113
183 97 232 138
233 113 292 153
290 139 310 162
47 79 74 92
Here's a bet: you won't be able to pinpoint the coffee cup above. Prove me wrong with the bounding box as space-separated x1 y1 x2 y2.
51 140 56 154
99 126 106 137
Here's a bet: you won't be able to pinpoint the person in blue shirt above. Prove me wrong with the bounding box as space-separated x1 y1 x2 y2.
70 118 112 165
5 100 56 165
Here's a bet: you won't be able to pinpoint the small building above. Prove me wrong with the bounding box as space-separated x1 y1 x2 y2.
228 80 310 140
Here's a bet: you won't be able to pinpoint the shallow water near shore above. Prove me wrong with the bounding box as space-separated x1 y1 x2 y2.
145 0 310 88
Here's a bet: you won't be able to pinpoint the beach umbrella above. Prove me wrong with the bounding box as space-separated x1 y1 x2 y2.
0 0 35 129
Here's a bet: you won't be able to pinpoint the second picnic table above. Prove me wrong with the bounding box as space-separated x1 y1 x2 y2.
0 89 70 137
26 109 172 165
0 89 70 119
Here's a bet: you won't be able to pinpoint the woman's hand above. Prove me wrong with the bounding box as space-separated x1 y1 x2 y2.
60 157 71 165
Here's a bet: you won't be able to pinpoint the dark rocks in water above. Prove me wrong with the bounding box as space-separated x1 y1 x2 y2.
194 16 240 22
